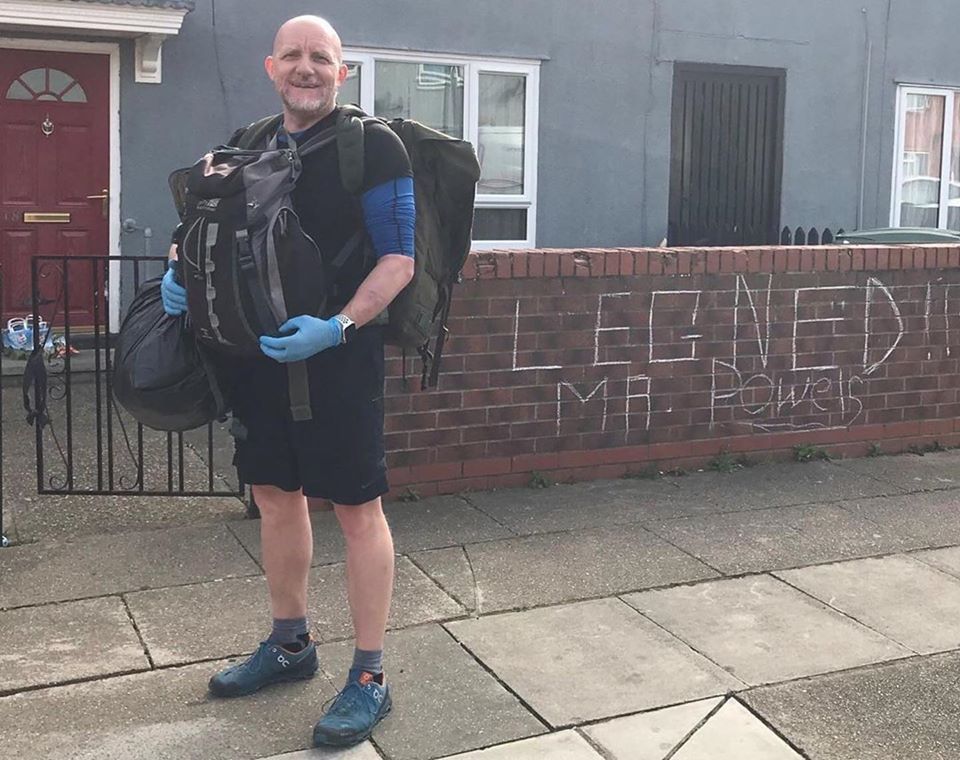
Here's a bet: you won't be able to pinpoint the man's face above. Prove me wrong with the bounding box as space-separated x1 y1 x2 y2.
266 22 347 120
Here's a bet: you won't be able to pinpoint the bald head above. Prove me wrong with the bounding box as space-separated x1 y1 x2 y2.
265 14 349 131
273 15 343 63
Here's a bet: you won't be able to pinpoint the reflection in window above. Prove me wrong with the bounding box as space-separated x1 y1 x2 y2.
472 208 527 241
339 62 361 106
478 73 526 195
374 61 463 138
4 67 87 103
899 93 943 228
950 97 960 232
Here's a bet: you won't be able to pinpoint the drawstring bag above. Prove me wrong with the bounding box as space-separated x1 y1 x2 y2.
112 276 228 432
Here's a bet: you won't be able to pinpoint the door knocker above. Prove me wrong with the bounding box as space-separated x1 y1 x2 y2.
41 115 54 137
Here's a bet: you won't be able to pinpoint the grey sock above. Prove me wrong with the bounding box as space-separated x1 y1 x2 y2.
268 617 309 648
350 647 383 678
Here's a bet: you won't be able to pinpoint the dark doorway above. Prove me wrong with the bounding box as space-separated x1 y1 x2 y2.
668 64 785 246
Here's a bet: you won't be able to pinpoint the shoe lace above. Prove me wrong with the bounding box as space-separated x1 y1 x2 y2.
321 681 369 718
229 641 269 675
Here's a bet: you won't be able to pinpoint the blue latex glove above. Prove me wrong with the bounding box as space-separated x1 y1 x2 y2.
161 260 187 316
259 315 343 363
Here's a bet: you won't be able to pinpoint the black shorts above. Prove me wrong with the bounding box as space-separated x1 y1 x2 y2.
227 325 388 505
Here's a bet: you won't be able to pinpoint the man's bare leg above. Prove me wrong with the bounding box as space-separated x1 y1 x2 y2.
207 484 316 698
257 484 313 619
329 496 395 651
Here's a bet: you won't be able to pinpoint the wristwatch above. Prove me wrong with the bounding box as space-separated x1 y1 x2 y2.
332 313 357 344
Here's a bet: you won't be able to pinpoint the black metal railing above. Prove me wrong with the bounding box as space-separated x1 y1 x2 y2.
21 255 241 501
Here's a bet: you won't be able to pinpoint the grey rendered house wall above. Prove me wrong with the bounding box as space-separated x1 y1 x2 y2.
116 0 959 253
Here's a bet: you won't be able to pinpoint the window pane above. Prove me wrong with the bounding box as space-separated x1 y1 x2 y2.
950 97 960 231
339 63 361 106
473 208 527 241
374 61 463 138
47 68 74 95
478 73 525 195
900 93 944 228
5 80 32 100
20 68 45 92
60 83 87 103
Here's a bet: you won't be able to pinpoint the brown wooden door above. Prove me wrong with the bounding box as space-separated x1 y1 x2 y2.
0 49 110 327
668 64 785 247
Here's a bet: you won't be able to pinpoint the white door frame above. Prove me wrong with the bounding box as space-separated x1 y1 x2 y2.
0 36 121 331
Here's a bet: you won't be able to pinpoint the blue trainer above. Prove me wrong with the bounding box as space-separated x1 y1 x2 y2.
208 639 318 698
312 671 392 747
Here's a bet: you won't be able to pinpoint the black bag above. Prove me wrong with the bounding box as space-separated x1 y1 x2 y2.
112 276 227 432
335 106 481 388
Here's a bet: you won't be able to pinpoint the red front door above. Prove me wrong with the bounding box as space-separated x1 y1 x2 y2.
0 49 110 329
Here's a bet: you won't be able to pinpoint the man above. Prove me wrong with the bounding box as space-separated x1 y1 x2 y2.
161 15 414 748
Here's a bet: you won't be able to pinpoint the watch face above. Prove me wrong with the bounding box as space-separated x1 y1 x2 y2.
343 322 357 343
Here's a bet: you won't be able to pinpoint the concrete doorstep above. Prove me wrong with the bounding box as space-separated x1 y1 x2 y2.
1 452 960 758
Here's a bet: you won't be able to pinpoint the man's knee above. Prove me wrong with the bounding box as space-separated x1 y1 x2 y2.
333 498 386 541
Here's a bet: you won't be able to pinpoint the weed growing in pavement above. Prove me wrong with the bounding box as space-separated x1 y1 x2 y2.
707 449 750 473
528 471 552 489
793 444 831 463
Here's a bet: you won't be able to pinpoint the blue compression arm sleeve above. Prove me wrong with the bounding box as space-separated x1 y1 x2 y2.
361 177 416 259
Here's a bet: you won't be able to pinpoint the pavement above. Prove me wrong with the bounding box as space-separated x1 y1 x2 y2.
3 431 960 758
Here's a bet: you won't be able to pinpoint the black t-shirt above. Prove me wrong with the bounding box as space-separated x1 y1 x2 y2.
286 107 412 312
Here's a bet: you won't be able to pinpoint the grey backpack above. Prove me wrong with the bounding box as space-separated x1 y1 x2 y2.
172 121 347 421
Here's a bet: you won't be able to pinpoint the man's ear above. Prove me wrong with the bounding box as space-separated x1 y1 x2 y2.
264 55 275 80
336 62 349 87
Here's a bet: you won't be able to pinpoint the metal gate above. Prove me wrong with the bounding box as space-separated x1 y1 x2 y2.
13 255 241 514
668 64 785 247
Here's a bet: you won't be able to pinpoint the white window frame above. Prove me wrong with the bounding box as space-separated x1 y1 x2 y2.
891 85 956 229
342 47 540 249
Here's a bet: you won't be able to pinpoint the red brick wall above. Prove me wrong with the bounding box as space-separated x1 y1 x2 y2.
383 245 960 498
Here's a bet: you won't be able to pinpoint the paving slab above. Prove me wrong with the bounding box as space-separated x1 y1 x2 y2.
125 576 269 667
650 460 904 512
0 659 336 760
410 523 717 613
462 478 684 534
317 624 546 760
672 698 803 760
408 546 478 611
776 554 960 654
126 557 462 666
227 495 513 568
911 544 960 578
840 490 960 547
446 598 740 727
436 730 602 759
0 524 260 609
623 575 910 685
583 697 722 760
0 596 149 693
833 450 960 492
647 502 914 574
744 651 960 760
254 744 380 760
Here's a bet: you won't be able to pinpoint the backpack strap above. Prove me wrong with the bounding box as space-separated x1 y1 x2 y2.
235 114 284 150
294 125 338 158
336 105 367 195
